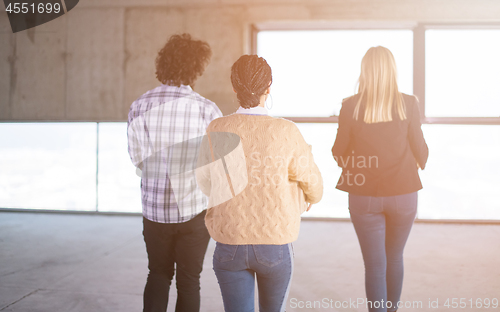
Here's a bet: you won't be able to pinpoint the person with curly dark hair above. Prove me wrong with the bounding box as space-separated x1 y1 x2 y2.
155 33 212 87
127 33 222 312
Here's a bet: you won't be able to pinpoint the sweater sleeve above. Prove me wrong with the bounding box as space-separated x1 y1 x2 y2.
408 96 429 169
331 99 352 168
287 123 324 204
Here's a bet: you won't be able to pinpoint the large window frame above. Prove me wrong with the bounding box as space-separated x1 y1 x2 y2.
251 21 500 125
0 121 142 215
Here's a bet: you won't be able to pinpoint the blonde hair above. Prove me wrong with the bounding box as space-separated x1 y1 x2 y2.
353 46 407 123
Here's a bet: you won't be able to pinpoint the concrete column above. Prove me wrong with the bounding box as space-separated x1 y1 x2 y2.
66 8 125 120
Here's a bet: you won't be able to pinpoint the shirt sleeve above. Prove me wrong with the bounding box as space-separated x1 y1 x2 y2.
408 96 429 169
203 100 223 129
331 99 352 168
127 116 143 170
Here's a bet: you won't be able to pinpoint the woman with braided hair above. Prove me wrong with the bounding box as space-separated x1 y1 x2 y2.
196 55 323 312
230 55 273 109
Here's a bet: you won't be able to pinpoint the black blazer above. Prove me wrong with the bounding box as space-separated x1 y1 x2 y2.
331 93 429 197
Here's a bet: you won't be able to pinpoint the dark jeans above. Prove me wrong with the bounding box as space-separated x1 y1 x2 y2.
349 192 418 312
213 243 294 312
142 210 210 312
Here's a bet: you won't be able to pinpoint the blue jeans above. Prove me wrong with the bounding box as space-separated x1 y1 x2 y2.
349 192 418 312
213 242 293 312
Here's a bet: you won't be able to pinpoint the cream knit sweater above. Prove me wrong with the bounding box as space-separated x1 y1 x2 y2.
196 114 323 245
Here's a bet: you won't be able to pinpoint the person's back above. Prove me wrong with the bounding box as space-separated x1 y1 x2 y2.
129 84 220 221
127 33 222 312
333 92 428 196
203 114 322 245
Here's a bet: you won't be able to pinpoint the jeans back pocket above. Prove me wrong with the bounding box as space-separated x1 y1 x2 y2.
252 245 284 268
349 194 378 214
214 242 239 263
395 192 418 215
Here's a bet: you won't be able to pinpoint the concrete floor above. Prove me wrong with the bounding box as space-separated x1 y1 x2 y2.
0 212 499 312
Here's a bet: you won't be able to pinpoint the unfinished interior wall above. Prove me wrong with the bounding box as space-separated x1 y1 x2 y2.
1 0 499 120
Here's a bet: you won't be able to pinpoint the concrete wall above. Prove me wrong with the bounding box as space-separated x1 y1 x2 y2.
1 0 500 120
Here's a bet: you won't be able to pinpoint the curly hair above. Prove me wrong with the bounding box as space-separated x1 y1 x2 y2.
231 55 273 108
155 33 212 87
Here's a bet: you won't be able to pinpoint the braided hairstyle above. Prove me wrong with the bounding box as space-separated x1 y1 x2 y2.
231 55 272 108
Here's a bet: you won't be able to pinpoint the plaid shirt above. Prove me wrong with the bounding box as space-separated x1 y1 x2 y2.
127 84 222 223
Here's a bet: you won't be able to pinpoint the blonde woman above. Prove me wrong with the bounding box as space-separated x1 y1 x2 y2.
332 46 428 312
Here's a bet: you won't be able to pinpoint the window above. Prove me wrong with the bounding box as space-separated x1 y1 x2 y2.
0 122 143 213
0 123 97 211
295 123 349 218
97 123 142 213
419 124 500 219
426 29 500 117
257 29 413 117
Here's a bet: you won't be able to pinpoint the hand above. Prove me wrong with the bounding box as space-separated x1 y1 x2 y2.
306 203 313 212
